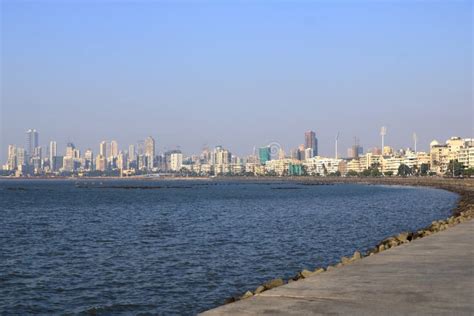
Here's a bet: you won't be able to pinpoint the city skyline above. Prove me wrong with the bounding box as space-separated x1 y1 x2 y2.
1 1 472 162
2 126 457 161
3 126 473 178
1 2 473 315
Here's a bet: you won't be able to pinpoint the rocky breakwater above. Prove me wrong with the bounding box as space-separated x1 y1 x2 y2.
221 178 474 305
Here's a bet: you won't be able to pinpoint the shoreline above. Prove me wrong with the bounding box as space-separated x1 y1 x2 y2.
2 175 472 312
203 177 474 309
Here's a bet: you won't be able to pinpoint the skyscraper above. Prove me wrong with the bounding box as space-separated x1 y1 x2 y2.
7 145 17 170
304 130 318 157
145 136 155 170
49 141 57 165
84 149 94 171
33 146 42 159
95 155 107 172
258 147 271 165
170 152 183 171
110 140 119 158
26 129 39 158
128 144 136 162
116 152 126 171
99 141 107 157
65 142 76 158
16 147 26 167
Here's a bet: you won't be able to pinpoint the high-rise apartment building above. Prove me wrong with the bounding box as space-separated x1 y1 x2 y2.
33 146 42 159
16 148 27 168
110 140 119 158
26 129 39 160
214 146 231 165
65 143 76 158
49 141 57 165
128 144 136 162
116 152 126 171
99 141 107 157
7 145 17 171
258 147 271 165
304 147 313 160
304 130 318 157
63 143 79 172
348 145 361 159
145 136 155 170
170 152 183 171
95 155 107 172
84 149 94 171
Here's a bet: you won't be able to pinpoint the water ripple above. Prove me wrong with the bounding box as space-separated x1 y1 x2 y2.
0 180 458 315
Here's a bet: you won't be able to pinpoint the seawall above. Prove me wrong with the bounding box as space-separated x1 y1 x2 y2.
200 177 474 315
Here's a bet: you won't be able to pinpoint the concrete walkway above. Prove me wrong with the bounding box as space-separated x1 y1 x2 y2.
201 220 474 315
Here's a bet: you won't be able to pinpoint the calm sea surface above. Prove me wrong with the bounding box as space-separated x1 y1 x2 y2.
0 180 458 315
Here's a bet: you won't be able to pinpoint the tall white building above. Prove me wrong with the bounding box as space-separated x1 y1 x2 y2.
458 139 474 169
145 136 155 170
33 146 42 159
7 145 17 170
99 141 107 157
117 152 126 171
170 152 183 171
110 140 119 158
16 147 27 167
49 141 57 164
128 144 136 162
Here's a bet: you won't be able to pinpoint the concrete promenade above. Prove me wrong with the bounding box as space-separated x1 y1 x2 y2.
202 216 474 315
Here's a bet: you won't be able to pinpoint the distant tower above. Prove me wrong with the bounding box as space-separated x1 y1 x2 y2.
49 141 57 163
380 126 387 151
26 129 39 157
335 132 340 159
258 146 271 165
144 136 156 170
348 137 361 159
413 132 418 152
110 140 119 158
128 144 136 162
99 141 107 157
304 130 318 157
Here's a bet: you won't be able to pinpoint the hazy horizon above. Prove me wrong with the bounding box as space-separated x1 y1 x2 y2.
1 1 472 160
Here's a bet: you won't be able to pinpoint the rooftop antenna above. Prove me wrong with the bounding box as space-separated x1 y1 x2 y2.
335 132 340 159
413 132 417 153
380 126 387 150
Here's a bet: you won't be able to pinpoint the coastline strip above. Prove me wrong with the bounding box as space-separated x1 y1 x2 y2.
200 178 474 315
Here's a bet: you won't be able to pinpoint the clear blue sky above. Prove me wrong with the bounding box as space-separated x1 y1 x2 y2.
1 0 472 160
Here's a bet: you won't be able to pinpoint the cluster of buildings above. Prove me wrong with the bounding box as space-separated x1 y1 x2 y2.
2 129 473 178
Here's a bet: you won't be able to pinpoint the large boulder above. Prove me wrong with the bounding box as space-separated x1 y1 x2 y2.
254 285 265 294
314 268 325 274
341 256 351 265
263 278 284 290
396 232 409 243
241 291 253 299
352 251 362 260
300 269 315 278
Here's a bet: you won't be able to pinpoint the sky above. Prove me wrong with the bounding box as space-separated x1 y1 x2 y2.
1 0 472 160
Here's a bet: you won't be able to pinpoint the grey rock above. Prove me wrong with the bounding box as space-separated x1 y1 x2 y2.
263 278 284 290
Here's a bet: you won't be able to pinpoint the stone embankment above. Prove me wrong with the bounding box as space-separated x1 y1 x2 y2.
202 177 474 315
